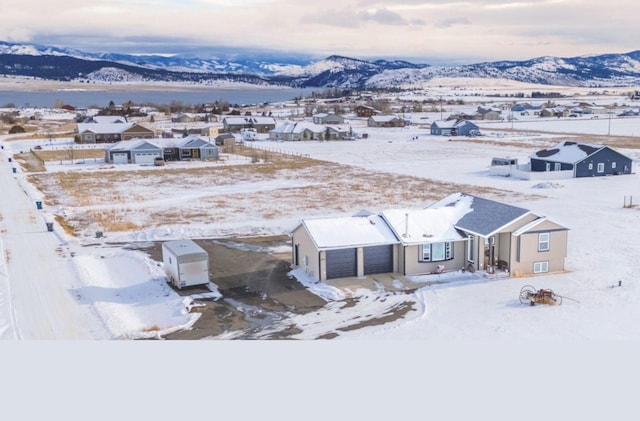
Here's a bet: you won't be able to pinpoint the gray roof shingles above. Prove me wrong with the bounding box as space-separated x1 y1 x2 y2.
430 193 530 237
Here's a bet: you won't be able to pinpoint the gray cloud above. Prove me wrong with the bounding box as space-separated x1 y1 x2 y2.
435 17 471 29
357 8 408 25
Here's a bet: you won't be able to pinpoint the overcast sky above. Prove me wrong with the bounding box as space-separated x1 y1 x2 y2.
1 0 637 64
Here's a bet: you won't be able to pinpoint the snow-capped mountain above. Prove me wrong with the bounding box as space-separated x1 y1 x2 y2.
2 40 640 88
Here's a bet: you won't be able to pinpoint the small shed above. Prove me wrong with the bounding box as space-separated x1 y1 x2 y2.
162 240 210 289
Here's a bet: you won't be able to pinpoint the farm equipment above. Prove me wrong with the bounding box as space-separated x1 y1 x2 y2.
519 285 563 306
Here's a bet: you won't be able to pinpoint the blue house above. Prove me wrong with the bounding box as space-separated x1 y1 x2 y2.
430 119 480 136
530 141 633 177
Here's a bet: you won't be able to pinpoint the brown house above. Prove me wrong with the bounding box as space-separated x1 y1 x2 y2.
354 105 379 117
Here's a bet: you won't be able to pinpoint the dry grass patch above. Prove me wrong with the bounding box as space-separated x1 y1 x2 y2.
88 209 141 232
13 152 46 172
54 214 76 236
33 148 104 162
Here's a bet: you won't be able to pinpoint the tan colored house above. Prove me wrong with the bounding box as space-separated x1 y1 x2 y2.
222 116 276 133
77 122 155 144
367 115 405 128
290 193 569 282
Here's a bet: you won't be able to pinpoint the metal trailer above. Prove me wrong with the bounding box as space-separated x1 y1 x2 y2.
162 239 210 289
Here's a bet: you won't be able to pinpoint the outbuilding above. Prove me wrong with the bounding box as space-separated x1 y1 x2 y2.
162 239 210 289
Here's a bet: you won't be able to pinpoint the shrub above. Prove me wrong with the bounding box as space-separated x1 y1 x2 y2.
9 125 25 134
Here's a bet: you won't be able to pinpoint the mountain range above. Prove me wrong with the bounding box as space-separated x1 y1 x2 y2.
2 41 640 89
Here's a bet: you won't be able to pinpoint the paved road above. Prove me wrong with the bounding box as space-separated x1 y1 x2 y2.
0 143 109 339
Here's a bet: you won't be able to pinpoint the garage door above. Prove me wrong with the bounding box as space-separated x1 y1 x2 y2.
112 152 128 164
363 245 393 275
134 152 161 165
325 248 357 280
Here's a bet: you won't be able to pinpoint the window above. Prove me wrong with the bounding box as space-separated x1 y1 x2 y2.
588 163 593 170
538 233 550 252
545 163 550 171
554 163 561 171
533 261 549 273
422 242 452 262
467 235 475 262
597 163 605 173
612 162 617 169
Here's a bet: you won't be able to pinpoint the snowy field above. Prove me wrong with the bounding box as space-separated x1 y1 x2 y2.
2 83 640 419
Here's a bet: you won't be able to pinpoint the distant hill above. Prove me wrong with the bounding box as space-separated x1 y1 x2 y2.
2 40 640 88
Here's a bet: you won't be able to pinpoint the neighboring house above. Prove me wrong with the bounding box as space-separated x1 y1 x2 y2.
530 141 633 177
290 192 569 281
77 122 154 144
540 107 569 118
430 119 480 136
82 116 127 124
367 115 405 128
269 121 325 141
354 105 379 117
475 107 502 120
170 112 208 123
214 133 236 146
312 113 346 125
104 139 164 164
161 136 219 161
222 116 276 133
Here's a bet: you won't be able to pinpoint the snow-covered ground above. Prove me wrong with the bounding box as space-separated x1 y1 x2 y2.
2 85 640 419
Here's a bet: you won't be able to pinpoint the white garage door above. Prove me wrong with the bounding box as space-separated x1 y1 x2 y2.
112 152 128 164
134 152 161 165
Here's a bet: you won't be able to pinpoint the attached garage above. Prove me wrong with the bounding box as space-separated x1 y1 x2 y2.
105 139 164 164
325 248 357 280
363 244 393 275
112 152 128 164
133 152 162 165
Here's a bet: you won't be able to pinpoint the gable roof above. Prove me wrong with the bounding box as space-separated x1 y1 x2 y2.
298 214 399 250
106 139 162 152
428 192 531 237
270 121 325 135
369 115 401 122
530 141 606 164
78 122 135 134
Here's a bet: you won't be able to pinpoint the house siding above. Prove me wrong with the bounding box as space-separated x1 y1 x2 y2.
291 225 321 281
403 241 466 275
575 148 633 177
511 229 568 277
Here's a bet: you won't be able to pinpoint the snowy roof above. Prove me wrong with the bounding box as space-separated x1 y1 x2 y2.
83 116 127 124
106 139 162 152
370 115 400 122
380 203 472 245
162 239 206 257
530 141 604 164
300 214 399 249
77 122 134 133
271 121 325 134
429 192 531 237
224 116 276 125
175 135 216 148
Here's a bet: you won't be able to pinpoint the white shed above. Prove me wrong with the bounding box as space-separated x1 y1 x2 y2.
162 239 210 289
